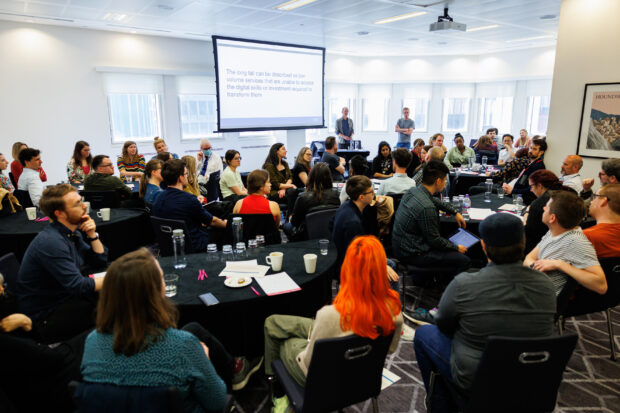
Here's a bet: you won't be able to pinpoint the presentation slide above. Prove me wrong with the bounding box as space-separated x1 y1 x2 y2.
213 36 325 132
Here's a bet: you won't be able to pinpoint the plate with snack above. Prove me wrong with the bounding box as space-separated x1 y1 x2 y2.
224 276 252 288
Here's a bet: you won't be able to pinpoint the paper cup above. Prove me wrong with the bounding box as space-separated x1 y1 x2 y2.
304 254 317 274
26 207 37 220
83 201 91 214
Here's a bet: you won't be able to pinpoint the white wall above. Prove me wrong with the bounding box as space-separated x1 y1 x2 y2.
0 20 555 184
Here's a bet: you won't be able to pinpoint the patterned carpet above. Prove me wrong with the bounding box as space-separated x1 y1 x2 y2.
233 282 620 413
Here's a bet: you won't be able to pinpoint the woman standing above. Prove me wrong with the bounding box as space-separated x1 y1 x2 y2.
10 142 47 188
372 141 394 179
117 141 145 183
139 159 164 206
219 150 247 201
66 140 93 184
233 169 281 225
262 143 297 213
291 146 312 188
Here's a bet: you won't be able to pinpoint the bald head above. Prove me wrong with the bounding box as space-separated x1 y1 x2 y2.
427 146 445 162
561 155 583 176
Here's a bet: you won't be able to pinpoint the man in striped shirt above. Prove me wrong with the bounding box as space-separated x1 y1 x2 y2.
524 190 606 295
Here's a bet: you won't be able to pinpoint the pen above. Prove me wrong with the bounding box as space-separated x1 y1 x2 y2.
250 286 260 296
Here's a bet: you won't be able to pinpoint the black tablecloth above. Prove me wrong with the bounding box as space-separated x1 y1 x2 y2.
449 171 488 196
0 208 153 261
163 239 337 356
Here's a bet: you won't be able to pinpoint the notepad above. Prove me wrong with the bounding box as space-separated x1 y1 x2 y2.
219 260 270 278
468 208 496 221
498 203 518 211
381 369 401 390
255 272 301 296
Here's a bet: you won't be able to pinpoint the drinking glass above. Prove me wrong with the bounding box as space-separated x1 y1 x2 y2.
319 239 329 255
164 274 179 297
497 187 505 199
256 235 265 247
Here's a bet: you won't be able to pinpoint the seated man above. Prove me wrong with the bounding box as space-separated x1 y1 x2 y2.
320 136 345 182
414 214 556 411
583 183 620 257
581 158 620 199
392 160 471 275
16 184 106 343
16 147 44 206
84 155 133 204
377 148 415 196
559 155 583 193
196 138 223 199
501 138 547 205
524 190 606 295
152 159 227 252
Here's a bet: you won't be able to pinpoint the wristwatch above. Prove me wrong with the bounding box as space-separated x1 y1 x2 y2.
86 232 99 243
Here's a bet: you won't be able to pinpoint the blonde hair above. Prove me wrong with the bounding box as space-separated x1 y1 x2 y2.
153 137 166 150
181 155 199 195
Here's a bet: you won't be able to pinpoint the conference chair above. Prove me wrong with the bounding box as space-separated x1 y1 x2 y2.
0 252 20 290
228 213 281 245
556 256 620 360
270 333 394 413
397 262 458 311
13 189 33 208
305 207 339 241
428 334 578 413
310 140 324 158
80 190 120 209
150 216 194 256
475 150 498 166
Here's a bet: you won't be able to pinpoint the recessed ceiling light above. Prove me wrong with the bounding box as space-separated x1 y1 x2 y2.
374 11 427 25
275 0 318 11
506 35 554 43
540 14 556 19
357 31 369 36
103 13 127 22
466 24 499 32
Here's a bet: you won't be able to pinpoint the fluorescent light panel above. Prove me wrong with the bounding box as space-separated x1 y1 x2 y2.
506 35 553 43
374 11 427 25
275 0 318 11
467 24 499 32
103 13 126 22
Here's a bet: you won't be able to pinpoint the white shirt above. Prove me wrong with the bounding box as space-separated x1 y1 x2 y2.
499 148 514 163
376 173 416 195
560 173 583 193
196 153 223 185
17 167 43 206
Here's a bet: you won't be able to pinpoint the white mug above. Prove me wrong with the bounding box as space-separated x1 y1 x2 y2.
83 201 91 214
303 253 317 274
265 252 283 272
26 207 37 221
97 208 111 221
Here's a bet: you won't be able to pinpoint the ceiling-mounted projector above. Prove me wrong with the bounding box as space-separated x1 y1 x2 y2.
429 7 466 32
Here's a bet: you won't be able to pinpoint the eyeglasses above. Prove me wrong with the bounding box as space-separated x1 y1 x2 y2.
234 157 242 161
362 189 374 196
100 163 113 168
593 193 607 200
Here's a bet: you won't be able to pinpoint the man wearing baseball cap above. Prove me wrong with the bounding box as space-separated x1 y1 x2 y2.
413 213 556 411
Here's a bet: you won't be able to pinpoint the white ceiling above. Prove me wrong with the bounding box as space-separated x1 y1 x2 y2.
0 0 562 56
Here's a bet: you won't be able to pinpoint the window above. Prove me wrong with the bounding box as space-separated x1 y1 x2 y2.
362 98 388 131
478 97 513 134
178 94 220 140
328 98 355 132
402 98 429 132
306 128 328 144
442 98 470 131
107 94 161 143
526 96 551 135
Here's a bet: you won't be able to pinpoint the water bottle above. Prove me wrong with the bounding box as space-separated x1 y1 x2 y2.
468 157 474 170
452 196 460 213
172 229 187 269
514 194 524 214
232 217 243 246
484 179 493 203
482 156 488 168
462 194 471 220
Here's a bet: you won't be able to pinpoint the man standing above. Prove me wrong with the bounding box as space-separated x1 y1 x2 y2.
152 159 227 251
335 107 354 149
583 183 620 257
414 213 556 411
559 155 583 193
17 184 106 342
16 148 44 206
502 138 547 205
84 155 133 204
196 138 223 200
524 190 605 295
320 136 346 182
395 107 415 149
377 148 415 195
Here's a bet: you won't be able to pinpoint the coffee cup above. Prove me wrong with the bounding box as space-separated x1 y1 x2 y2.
266 252 283 272
97 208 111 221
303 253 317 274
83 201 91 214
26 207 37 221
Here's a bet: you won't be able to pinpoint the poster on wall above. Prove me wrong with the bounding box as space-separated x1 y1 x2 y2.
577 82 620 159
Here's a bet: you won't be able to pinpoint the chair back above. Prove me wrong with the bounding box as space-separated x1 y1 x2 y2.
230 213 281 245
310 141 325 157
8 172 17 188
475 150 498 166
0 253 20 290
150 216 194 256
206 170 221 203
70 381 183 413
464 334 578 413
13 189 33 208
305 208 339 240
302 333 393 412
81 190 120 209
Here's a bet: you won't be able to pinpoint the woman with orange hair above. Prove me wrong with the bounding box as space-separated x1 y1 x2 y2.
263 235 403 387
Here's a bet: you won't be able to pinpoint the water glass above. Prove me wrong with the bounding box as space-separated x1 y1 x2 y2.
256 235 265 247
319 239 329 256
452 196 460 212
248 239 257 249
497 187 505 199
164 274 179 298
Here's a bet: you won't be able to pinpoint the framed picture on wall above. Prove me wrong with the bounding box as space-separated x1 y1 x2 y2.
577 82 620 159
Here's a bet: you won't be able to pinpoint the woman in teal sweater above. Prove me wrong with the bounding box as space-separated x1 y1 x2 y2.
81 248 228 413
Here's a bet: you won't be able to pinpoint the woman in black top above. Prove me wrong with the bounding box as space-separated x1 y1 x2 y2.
291 146 312 189
372 141 393 179
263 143 297 215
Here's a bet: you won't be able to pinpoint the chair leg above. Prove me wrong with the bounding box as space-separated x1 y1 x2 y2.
557 315 564 335
606 308 617 361
401 272 407 311
372 397 379 413
426 371 440 412
268 375 274 404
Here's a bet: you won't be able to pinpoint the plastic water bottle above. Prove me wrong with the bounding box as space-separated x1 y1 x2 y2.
452 196 460 213
172 229 187 269
232 217 243 246
462 194 471 220
468 157 474 170
482 156 488 169
484 179 493 203
514 194 524 214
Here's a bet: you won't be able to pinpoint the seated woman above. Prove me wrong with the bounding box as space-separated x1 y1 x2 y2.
340 155 369 204
262 143 297 213
139 159 164 206
407 143 430 178
0 153 15 193
10 141 47 189
516 129 530 149
288 163 340 240
182 156 206 203
372 141 394 179
81 248 230 412
66 140 93 184
444 133 475 168
233 169 281 226
498 134 516 165
291 146 312 189
117 140 146 183
152 137 179 160
524 170 575 254
428 133 447 153
220 150 247 201
473 134 498 164
263 235 403 387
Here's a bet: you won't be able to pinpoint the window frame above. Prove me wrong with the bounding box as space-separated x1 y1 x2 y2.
442 97 471 132
106 92 162 144
177 94 221 141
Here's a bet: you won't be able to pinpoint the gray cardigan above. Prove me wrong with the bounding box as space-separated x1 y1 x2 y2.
335 117 354 144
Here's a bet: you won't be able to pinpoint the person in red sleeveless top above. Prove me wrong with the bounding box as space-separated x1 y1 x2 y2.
233 169 281 225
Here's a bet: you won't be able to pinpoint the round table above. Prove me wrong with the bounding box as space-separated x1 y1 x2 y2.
163 239 337 357
0 208 153 261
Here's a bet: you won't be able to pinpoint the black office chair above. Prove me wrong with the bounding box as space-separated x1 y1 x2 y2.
398 263 458 311
206 171 221 203
81 190 120 209
469 138 478 148
429 334 578 413
150 216 194 256
229 213 281 245
271 333 394 413
305 207 339 241
557 256 620 360
310 140 325 158
13 189 33 208
475 150 498 166
0 253 20 290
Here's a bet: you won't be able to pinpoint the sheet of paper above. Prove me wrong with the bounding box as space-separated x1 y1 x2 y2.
498 203 517 211
219 260 269 278
255 272 301 296
78 185 84 190
92 271 106 279
468 208 496 221
381 368 401 390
